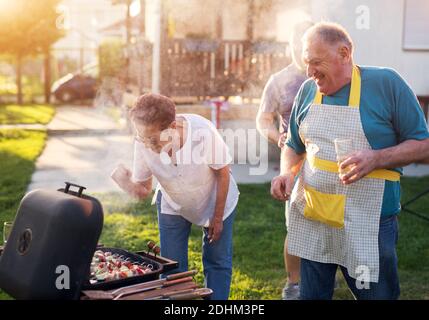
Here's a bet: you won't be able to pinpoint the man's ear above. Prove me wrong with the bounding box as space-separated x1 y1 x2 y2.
338 45 351 64
169 120 177 130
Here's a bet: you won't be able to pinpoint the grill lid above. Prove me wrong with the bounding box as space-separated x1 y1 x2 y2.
0 182 104 300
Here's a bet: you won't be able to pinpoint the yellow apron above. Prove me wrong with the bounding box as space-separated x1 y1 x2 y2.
288 65 400 283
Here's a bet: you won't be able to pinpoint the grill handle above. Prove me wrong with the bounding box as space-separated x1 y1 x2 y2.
63 182 87 197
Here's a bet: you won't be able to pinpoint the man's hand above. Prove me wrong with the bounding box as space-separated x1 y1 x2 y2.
278 132 287 149
111 164 132 190
339 149 380 184
271 174 295 201
208 217 223 243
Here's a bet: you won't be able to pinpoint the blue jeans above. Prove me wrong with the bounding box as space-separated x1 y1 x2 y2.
300 214 400 300
156 191 236 300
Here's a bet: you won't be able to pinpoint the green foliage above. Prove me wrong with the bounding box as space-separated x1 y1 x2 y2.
95 182 429 300
0 119 427 300
0 0 64 57
1 175 428 299
0 0 65 104
99 39 126 79
0 129 47 300
0 75 16 96
0 104 55 124
0 75 44 102
0 129 47 229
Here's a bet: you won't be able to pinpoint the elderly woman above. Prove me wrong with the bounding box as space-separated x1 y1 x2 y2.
111 93 239 300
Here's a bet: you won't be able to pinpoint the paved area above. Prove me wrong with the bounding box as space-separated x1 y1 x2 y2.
0 124 46 130
47 105 122 134
27 105 131 193
27 133 135 193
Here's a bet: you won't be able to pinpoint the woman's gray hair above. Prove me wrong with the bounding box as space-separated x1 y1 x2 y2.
303 22 354 53
130 93 176 129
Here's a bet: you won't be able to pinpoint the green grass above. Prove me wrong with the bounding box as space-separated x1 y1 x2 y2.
394 177 429 299
0 74 44 100
0 129 48 300
94 180 429 300
0 104 55 125
0 122 427 300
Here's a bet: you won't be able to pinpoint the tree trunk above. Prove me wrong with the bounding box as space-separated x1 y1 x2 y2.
138 0 146 94
246 0 255 41
125 1 131 85
44 47 51 104
16 54 23 105
216 10 223 39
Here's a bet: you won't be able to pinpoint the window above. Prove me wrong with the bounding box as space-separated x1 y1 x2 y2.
403 0 429 50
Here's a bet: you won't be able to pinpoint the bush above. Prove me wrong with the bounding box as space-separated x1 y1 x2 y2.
99 39 126 79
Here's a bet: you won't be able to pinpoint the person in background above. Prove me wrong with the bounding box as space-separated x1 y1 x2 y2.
256 20 313 300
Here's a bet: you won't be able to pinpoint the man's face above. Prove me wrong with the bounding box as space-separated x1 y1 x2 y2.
134 122 174 153
302 36 350 95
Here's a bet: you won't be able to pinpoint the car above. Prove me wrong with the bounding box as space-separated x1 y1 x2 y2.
51 64 98 103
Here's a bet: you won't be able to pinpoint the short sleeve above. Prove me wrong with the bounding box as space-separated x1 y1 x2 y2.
390 70 429 142
285 85 307 154
259 75 280 113
201 121 233 170
132 140 152 182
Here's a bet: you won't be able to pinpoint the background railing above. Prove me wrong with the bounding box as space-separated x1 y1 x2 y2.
129 38 291 99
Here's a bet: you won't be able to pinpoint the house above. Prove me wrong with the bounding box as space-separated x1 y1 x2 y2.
53 0 126 75
125 0 313 99
103 0 428 112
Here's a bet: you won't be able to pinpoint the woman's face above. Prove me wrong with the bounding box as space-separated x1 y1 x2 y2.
134 121 176 153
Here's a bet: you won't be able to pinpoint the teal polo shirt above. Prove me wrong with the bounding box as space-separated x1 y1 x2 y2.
286 66 429 216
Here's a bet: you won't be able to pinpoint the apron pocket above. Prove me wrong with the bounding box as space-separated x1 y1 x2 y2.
303 184 345 228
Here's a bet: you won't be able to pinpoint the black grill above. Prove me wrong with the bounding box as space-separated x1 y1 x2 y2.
0 182 178 300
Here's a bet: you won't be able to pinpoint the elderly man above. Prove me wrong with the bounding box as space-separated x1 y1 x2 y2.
271 22 429 300
257 20 313 300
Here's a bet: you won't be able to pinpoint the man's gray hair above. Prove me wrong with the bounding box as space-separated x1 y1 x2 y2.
303 22 354 52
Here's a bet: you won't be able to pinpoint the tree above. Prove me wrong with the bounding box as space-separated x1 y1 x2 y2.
111 0 133 85
243 0 280 41
0 0 64 104
99 39 127 80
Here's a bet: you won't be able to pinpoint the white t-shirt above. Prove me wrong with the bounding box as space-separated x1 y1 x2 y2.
259 63 307 132
132 114 239 227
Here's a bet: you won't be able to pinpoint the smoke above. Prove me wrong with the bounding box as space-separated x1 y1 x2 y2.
276 8 312 42
93 77 124 110
44 0 327 194
309 0 347 24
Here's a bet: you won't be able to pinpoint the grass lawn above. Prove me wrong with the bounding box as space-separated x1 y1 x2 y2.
0 129 48 300
95 179 429 300
0 104 55 125
0 124 427 300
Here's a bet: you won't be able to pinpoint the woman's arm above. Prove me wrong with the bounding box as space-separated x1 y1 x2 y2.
111 164 152 199
209 165 230 243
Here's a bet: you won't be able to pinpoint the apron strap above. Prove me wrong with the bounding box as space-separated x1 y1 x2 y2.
307 155 401 182
313 65 361 108
348 65 361 108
